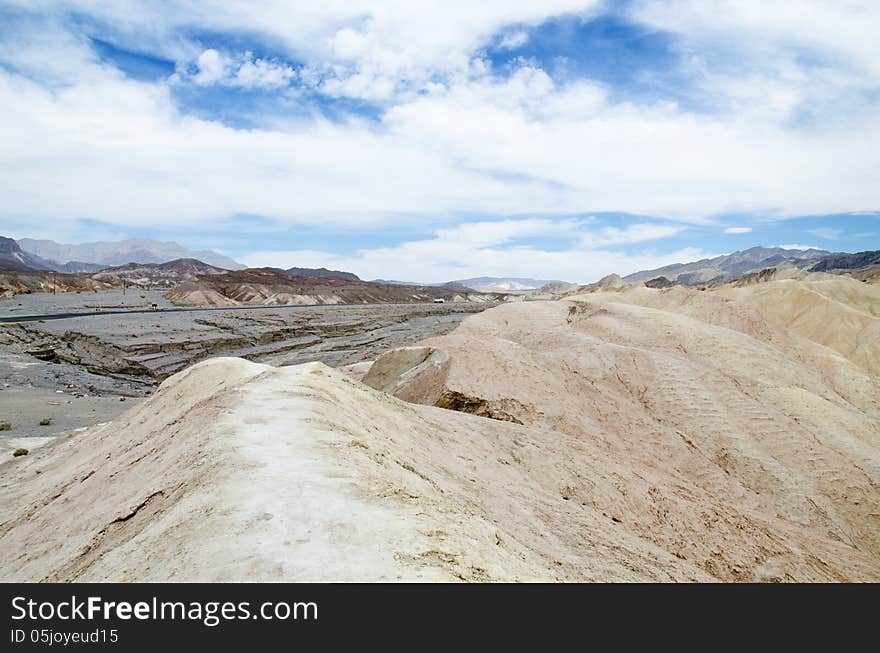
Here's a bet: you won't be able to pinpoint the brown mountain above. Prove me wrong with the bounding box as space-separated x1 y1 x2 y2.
90 258 228 287
286 267 361 282
809 250 880 281
0 270 113 298
166 267 511 306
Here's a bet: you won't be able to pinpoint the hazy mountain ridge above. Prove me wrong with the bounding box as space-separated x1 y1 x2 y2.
43 261 106 273
375 277 565 292
371 279 476 292
0 237 116 296
625 246 833 285
0 236 55 272
1 237 105 274
453 277 565 292
17 237 244 270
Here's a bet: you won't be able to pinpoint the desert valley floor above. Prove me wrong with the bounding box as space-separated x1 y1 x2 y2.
0 290 489 442
0 273 878 581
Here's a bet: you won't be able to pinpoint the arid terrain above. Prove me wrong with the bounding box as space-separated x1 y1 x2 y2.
166 267 513 306
625 246 880 286
0 270 114 298
0 289 496 447
0 271 877 581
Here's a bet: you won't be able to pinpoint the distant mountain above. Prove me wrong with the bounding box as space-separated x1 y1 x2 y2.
0 269 114 298
452 277 565 292
625 247 832 286
374 277 564 292
372 279 476 291
17 238 244 270
437 281 476 292
809 250 880 272
0 237 116 296
371 279 417 285
45 260 106 273
91 258 228 287
286 267 360 282
0 236 51 271
808 249 880 283
537 281 580 294
167 268 515 307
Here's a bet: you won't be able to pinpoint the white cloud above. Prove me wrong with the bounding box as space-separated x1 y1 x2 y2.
775 244 823 251
1 2 879 237
184 49 295 88
432 218 586 248
192 49 228 85
233 58 296 88
630 1 880 84
240 220 706 283
10 1 599 100
806 227 843 240
723 227 752 234
242 245 714 284
629 1 880 130
499 31 529 50
3 44 880 229
580 223 686 248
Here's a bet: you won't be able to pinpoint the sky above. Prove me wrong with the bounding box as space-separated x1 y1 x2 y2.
0 1 878 283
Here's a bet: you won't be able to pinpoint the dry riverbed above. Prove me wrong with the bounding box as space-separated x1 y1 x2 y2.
0 289 495 456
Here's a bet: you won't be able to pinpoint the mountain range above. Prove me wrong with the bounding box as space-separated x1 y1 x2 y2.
4 235 878 300
373 276 564 292
808 250 880 273
625 246 833 285
16 237 244 270
0 236 48 271
167 268 514 306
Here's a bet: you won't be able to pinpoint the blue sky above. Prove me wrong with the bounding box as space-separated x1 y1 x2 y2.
0 1 878 282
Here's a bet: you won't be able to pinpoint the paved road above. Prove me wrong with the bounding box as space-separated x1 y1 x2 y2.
0 301 501 324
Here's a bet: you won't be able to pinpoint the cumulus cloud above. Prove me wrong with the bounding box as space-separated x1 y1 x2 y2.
775 244 823 251
240 219 706 283
579 223 687 248
182 49 295 88
630 1 880 84
233 58 296 88
18 1 598 101
723 227 752 234
0 1 879 241
192 49 228 85
498 31 529 50
432 218 586 248
628 0 880 128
